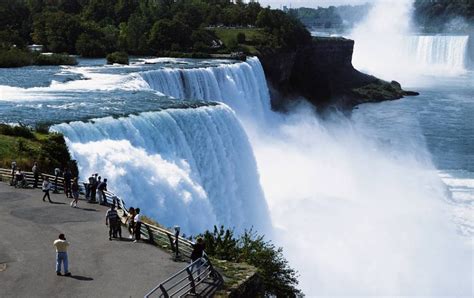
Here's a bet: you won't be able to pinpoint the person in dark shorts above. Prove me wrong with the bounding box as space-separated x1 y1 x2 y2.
105 205 121 240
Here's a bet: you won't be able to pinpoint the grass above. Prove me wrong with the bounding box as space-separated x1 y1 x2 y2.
210 28 266 55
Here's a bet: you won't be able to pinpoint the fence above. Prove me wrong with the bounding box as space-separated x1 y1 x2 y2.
0 168 65 190
144 255 223 298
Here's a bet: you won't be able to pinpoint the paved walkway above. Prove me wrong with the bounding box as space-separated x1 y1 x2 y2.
0 182 184 297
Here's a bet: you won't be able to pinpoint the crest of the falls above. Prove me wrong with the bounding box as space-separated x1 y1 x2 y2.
140 57 272 122
52 105 271 235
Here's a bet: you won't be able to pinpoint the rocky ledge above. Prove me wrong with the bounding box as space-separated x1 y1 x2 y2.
258 37 418 111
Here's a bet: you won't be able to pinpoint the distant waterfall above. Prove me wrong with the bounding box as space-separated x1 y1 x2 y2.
405 35 470 71
140 57 272 121
52 105 271 235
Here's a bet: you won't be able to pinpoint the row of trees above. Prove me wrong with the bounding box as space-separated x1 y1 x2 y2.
1 0 311 58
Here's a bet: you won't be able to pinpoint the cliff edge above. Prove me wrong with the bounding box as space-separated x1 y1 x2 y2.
259 37 418 110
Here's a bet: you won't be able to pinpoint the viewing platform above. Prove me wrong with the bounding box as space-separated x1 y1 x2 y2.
0 181 188 297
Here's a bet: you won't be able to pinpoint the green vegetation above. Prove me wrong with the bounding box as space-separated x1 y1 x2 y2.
352 80 405 102
106 51 129 65
200 226 300 297
414 0 474 32
1 0 310 65
0 123 77 176
0 48 77 68
33 53 77 66
289 4 371 29
211 28 266 55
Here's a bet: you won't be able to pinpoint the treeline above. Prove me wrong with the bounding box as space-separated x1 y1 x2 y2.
414 0 474 32
1 0 311 59
288 4 371 30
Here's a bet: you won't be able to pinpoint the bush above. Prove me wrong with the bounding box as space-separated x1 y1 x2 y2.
33 53 77 66
0 48 32 68
200 226 301 297
106 51 129 65
34 123 50 134
0 123 35 139
236 32 246 44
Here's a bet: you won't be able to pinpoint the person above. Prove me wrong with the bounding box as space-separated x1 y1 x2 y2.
14 168 27 188
53 168 61 193
42 176 53 203
125 207 136 239
190 238 206 279
97 178 107 205
32 162 39 188
105 205 121 240
90 174 98 203
63 168 72 198
10 161 16 186
133 208 142 243
85 174 94 200
53 234 71 276
70 178 79 208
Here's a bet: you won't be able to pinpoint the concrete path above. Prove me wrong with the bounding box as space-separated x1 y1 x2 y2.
0 182 185 298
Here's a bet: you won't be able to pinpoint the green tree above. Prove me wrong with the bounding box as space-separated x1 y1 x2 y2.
148 19 191 52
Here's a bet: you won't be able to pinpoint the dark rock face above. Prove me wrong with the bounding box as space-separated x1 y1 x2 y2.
259 37 416 110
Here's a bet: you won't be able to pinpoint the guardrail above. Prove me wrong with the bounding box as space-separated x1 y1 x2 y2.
144 255 223 298
1 167 223 296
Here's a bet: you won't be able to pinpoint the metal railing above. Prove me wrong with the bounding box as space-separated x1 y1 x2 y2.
144 255 223 298
0 168 65 190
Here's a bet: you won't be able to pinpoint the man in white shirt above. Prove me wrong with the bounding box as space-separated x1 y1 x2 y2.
134 208 142 243
53 234 71 276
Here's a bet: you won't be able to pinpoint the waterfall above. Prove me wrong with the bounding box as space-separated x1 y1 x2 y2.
52 105 271 235
405 35 470 71
140 57 271 121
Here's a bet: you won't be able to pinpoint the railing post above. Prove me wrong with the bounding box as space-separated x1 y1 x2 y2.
145 224 155 244
186 267 196 294
159 284 169 298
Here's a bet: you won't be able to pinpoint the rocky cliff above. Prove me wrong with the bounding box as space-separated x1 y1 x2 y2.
259 37 417 110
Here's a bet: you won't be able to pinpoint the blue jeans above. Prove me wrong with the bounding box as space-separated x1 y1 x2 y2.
56 252 68 273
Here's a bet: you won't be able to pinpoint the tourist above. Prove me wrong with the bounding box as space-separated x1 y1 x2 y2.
133 208 142 243
125 207 136 239
32 162 39 188
14 168 27 188
190 237 206 279
42 176 52 203
63 168 72 198
53 234 71 276
90 173 98 203
10 160 16 186
105 205 120 240
70 178 79 208
85 174 94 200
97 178 107 205
53 167 61 193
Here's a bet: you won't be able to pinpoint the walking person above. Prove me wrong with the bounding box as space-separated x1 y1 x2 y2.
42 176 53 203
53 234 71 276
125 207 136 239
97 178 107 205
32 162 39 188
70 178 79 208
190 237 206 279
105 205 121 240
133 208 142 243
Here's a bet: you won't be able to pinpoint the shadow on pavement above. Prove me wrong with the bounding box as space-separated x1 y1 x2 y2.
68 275 94 281
49 202 66 205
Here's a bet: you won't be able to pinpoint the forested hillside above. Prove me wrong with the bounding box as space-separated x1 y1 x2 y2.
0 0 310 59
413 0 474 32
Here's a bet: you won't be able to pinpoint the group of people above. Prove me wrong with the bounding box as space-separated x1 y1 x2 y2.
105 206 143 243
85 173 108 205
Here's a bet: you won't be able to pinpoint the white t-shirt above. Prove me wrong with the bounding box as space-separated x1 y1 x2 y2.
134 214 141 223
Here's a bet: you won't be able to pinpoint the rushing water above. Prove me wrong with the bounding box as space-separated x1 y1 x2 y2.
0 46 472 295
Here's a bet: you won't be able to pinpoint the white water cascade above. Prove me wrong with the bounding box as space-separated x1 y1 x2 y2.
53 105 271 235
140 57 271 122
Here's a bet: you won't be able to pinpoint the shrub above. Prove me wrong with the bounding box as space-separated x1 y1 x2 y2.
34 123 50 134
237 32 246 44
0 123 35 139
106 51 129 65
200 226 301 297
0 48 32 68
33 53 77 66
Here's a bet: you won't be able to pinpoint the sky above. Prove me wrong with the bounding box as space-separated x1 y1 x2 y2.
257 0 373 9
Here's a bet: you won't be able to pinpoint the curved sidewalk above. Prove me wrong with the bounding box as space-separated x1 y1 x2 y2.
0 182 184 298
